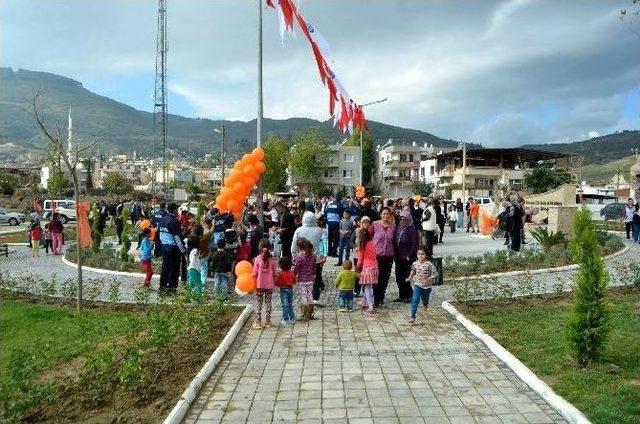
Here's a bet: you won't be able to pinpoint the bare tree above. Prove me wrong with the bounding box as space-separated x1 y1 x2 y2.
29 91 96 312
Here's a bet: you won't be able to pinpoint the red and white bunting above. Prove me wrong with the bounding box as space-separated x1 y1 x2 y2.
265 0 367 133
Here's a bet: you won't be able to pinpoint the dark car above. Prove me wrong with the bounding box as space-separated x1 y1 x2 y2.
599 203 626 221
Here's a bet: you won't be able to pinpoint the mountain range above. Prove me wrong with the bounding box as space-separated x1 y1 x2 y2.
0 67 459 159
1 67 638 165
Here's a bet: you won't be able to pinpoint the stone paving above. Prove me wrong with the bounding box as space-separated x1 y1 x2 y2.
185 300 566 424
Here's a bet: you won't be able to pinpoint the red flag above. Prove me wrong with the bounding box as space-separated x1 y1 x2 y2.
266 0 275 8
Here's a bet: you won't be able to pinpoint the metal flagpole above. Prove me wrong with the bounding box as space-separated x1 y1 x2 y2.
256 0 265 227
358 97 388 187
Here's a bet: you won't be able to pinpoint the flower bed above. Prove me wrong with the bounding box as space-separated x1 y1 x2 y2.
443 231 625 279
65 242 161 274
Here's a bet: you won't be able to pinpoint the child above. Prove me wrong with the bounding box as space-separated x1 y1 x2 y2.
275 256 296 324
335 260 358 312
186 235 202 294
211 239 234 301
252 238 277 329
337 210 353 266
355 227 377 314
247 214 264 261
30 222 43 258
406 246 438 324
236 233 250 263
293 237 317 321
447 205 458 233
43 223 52 255
140 227 154 287
269 225 282 260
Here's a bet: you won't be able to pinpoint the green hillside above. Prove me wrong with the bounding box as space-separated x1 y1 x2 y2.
578 154 638 185
0 67 459 158
524 130 640 165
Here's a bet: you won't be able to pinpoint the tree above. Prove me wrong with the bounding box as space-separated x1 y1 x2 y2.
289 129 330 195
524 164 573 194
47 171 72 197
263 135 290 193
31 92 96 312
103 171 134 196
0 171 18 196
411 181 433 197
567 208 611 366
346 129 374 185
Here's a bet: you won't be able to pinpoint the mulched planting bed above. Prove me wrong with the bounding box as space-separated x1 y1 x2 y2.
455 287 640 424
1 291 240 423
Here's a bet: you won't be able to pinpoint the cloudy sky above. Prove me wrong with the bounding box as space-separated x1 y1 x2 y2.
2 0 639 146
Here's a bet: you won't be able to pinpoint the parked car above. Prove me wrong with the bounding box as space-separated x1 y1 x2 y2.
599 202 626 221
0 208 26 226
43 199 77 224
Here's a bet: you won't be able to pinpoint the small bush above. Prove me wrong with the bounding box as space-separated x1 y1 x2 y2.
567 208 611 366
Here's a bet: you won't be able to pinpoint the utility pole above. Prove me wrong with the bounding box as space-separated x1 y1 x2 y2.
461 141 467 199
256 0 264 227
215 124 226 187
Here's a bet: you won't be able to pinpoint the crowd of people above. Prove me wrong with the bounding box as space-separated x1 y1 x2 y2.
134 194 531 327
23 192 638 325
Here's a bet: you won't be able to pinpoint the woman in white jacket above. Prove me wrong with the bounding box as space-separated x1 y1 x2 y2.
421 198 437 256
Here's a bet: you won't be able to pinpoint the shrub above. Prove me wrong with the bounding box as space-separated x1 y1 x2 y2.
567 208 610 366
530 227 567 251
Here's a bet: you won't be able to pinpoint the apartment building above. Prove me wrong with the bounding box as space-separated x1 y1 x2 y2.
374 142 435 198
288 143 362 194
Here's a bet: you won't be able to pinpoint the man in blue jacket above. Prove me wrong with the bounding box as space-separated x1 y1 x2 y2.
324 196 342 257
158 202 186 291
152 202 167 257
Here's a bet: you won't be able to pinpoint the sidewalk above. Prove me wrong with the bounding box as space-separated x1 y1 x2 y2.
185 277 566 424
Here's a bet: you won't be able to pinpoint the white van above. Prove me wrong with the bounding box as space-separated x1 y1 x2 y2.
43 199 77 224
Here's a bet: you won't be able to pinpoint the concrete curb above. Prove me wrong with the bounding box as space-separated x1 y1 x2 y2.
447 244 629 282
61 255 160 280
163 303 254 424
441 301 591 424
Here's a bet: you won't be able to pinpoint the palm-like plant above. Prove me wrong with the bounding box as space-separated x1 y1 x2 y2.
530 227 567 251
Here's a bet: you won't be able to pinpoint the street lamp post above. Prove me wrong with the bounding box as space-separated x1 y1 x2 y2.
214 124 226 187
358 97 388 187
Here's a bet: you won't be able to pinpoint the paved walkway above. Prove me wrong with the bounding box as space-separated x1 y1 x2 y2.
185 300 565 424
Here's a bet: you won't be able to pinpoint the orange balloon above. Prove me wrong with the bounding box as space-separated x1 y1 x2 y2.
220 187 232 197
243 176 255 190
251 147 265 161
233 161 243 171
254 161 266 174
235 260 253 275
233 181 247 193
140 219 152 230
226 199 241 213
241 154 253 166
226 171 241 185
243 164 255 176
236 274 256 293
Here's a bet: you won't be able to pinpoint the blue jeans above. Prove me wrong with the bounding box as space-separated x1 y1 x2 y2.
214 273 229 301
457 211 464 228
338 237 351 264
410 285 432 319
279 287 295 321
633 222 640 242
338 290 354 310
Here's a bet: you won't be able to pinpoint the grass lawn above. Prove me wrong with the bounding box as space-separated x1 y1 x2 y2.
1 294 238 422
456 288 640 424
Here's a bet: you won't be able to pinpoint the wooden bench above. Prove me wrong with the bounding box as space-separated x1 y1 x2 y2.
0 243 8 257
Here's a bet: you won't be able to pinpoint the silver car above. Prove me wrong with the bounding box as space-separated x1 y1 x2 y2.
0 208 26 226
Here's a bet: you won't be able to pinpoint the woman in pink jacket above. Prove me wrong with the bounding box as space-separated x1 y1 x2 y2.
252 238 277 330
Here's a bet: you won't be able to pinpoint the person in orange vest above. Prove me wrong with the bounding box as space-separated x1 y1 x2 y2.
468 199 480 234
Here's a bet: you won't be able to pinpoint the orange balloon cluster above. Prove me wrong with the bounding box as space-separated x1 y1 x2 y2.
480 213 498 236
214 148 266 220
234 260 256 296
